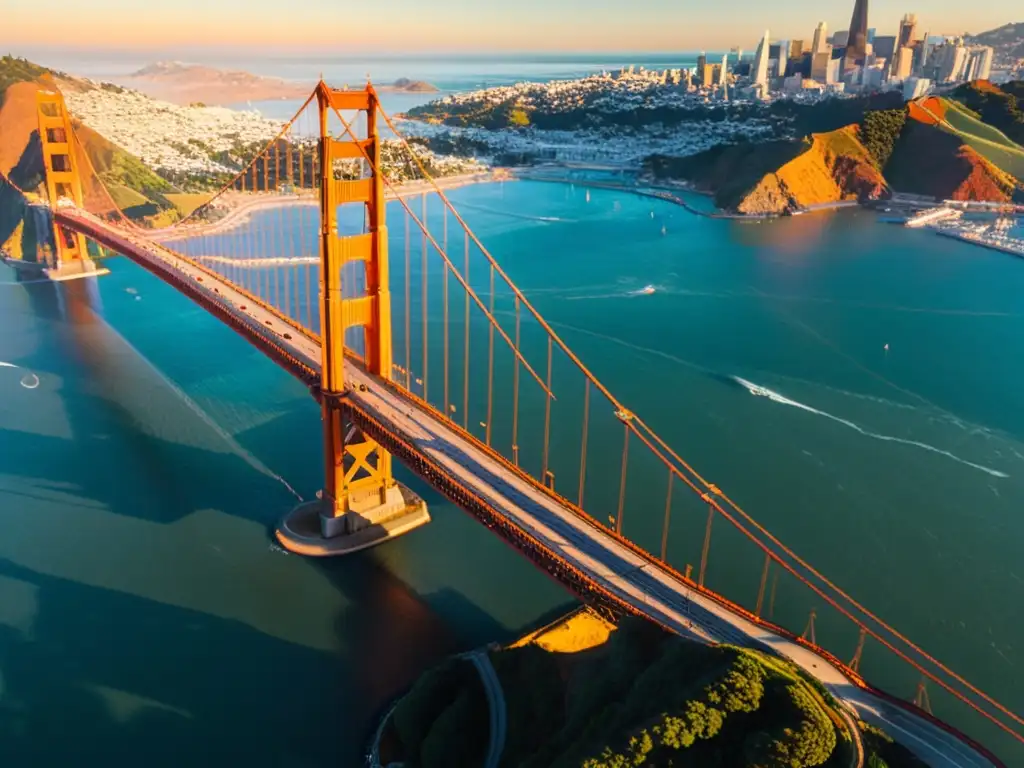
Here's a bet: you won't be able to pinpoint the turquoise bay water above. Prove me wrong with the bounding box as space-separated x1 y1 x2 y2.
3 181 1024 764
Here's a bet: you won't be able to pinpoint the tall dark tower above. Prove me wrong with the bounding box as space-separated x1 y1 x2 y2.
845 0 870 64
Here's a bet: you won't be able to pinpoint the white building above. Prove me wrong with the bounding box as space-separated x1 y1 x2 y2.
934 39 969 83
812 22 829 55
753 30 771 86
965 46 994 81
903 76 931 100
777 40 790 77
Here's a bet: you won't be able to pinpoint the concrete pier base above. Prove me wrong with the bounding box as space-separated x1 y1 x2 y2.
44 258 109 282
275 484 429 557
2 257 109 282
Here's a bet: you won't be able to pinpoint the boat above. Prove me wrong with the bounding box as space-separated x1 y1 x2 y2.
637 284 656 295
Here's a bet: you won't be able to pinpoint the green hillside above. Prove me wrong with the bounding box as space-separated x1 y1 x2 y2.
950 80 1024 146
932 97 1024 179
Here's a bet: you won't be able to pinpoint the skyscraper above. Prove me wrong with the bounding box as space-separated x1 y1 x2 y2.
898 14 918 49
753 30 771 86
812 22 829 55
777 40 790 77
845 0 870 64
720 54 729 86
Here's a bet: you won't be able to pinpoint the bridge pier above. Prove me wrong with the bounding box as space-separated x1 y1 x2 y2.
276 399 429 557
276 489 429 557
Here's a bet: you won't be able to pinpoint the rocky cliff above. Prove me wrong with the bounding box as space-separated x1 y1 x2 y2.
647 126 887 214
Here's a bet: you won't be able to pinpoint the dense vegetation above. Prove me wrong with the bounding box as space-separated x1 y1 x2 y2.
383 618 932 768
860 107 909 168
951 81 1024 146
770 91 905 137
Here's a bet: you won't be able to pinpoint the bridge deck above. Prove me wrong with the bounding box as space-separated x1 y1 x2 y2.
57 208 997 768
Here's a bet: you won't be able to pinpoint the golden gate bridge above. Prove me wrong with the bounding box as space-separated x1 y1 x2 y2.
12 79 1024 766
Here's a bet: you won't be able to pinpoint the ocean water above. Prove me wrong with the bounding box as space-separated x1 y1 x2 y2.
3 180 1024 764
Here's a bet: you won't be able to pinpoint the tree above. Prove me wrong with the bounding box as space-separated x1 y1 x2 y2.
509 107 531 127
745 684 836 768
860 107 908 169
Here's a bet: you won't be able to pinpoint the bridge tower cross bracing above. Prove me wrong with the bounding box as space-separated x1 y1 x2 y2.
35 90 107 281
276 82 429 557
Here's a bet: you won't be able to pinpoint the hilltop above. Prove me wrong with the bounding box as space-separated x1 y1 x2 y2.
967 22 1024 68
648 82 1024 214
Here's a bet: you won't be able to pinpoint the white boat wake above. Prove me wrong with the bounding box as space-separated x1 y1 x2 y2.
567 284 658 301
733 376 1010 479
1 361 40 389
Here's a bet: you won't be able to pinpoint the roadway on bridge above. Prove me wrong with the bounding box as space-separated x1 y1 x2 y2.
58 208 997 768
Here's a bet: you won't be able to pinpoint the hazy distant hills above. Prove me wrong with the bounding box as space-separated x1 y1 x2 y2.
111 62 437 106
114 61 310 106
967 22 1024 64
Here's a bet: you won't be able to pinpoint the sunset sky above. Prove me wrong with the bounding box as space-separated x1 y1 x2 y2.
2 0 1017 55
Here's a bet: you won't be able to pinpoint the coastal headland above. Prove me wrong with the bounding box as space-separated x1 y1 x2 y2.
370 607 926 768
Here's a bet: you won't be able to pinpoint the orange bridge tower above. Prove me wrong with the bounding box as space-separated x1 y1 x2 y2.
36 88 107 281
276 83 429 556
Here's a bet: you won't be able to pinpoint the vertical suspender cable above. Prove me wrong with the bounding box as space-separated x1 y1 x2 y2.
404 208 411 388
443 206 450 418
421 192 429 401
577 379 590 508
463 230 470 430
486 265 495 446
542 337 553 481
615 421 629 535
660 467 673 562
699 504 714 587
512 297 521 465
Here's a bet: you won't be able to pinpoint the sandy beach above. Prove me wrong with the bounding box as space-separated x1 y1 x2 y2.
150 171 501 241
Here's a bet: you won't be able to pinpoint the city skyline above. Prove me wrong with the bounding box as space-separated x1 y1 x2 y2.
2 0 1019 55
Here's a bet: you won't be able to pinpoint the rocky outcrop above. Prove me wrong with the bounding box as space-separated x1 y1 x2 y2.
734 126 888 214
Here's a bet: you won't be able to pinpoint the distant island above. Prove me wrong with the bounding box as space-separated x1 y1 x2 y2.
110 61 310 106
385 77 438 93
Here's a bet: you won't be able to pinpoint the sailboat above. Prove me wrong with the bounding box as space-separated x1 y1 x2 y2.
585 189 591 203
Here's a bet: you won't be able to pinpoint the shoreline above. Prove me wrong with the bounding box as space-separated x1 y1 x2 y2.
150 171 496 241
150 167 874 244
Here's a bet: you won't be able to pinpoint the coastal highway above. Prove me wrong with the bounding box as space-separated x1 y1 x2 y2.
57 207 1002 768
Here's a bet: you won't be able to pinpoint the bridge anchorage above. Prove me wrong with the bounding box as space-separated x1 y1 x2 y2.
275 83 430 556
